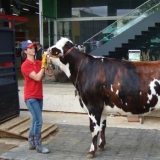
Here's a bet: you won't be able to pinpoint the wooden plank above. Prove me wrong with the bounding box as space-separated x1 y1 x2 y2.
41 123 55 134
21 125 58 139
9 119 30 134
0 117 25 129
21 130 29 138
127 115 139 122
42 125 58 139
18 127 30 135
0 130 23 139
3 117 30 131
0 116 58 140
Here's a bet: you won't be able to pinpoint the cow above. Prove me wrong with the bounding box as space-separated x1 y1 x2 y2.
48 37 160 158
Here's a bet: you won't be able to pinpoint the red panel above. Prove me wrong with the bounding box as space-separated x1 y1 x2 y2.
0 14 28 22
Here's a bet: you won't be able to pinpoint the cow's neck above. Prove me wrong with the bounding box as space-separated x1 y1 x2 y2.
64 50 85 87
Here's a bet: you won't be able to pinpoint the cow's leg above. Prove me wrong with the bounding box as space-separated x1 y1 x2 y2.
98 114 106 151
87 109 102 159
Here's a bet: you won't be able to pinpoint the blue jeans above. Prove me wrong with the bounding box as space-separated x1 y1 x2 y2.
25 98 43 135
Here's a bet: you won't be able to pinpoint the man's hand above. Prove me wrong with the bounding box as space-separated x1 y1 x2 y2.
47 56 52 64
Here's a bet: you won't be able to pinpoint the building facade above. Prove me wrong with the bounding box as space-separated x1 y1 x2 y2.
0 0 149 50
41 0 160 61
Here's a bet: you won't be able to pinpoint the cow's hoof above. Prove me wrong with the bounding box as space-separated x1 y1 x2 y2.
98 144 105 152
97 147 104 152
86 152 95 159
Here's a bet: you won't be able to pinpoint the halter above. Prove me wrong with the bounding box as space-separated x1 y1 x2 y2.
64 47 74 56
45 47 74 76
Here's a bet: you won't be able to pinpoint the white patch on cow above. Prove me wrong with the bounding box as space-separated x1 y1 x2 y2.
116 90 119 95
56 37 73 49
80 97 102 133
91 128 99 139
103 79 160 116
99 138 102 145
98 114 106 145
147 94 153 101
89 114 102 132
150 107 155 112
50 57 71 77
100 121 104 130
148 79 157 100
101 58 104 62
140 92 142 95
89 143 95 152
102 104 133 115
50 37 73 56
111 85 113 92
90 116 106 150
125 103 127 106
147 79 160 112
91 55 105 58
118 83 120 86
80 97 102 152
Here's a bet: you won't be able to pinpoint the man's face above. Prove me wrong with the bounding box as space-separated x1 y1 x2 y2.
37 44 40 49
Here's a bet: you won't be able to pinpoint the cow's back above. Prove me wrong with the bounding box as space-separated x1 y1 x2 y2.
102 59 160 114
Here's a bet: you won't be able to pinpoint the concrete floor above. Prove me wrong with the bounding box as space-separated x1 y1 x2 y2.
1 79 160 159
19 110 160 130
1 111 160 160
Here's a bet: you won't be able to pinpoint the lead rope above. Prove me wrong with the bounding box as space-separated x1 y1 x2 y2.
75 59 83 96
45 54 54 76
45 63 54 76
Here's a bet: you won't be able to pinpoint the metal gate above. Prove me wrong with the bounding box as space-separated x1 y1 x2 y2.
0 18 20 124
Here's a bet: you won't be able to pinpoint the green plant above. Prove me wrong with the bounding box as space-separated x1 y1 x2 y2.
141 50 150 61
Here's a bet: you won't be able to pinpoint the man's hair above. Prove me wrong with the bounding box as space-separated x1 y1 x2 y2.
21 50 27 61
36 43 42 47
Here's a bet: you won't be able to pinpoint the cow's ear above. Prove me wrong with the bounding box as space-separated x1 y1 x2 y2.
65 41 74 47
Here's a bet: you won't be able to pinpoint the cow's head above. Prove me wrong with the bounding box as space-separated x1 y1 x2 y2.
49 37 74 57
48 37 74 78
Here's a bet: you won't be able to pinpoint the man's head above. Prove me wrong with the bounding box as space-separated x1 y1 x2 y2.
21 40 37 58
36 43 42 50
21 40 37 51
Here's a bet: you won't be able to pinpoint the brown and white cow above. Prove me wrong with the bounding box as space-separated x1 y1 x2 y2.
49 37 160 158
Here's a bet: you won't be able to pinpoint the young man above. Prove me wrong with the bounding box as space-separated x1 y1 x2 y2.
21 40 49 154
35 43 43 60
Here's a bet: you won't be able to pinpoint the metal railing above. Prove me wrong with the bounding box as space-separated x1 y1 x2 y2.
83 0 160 53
